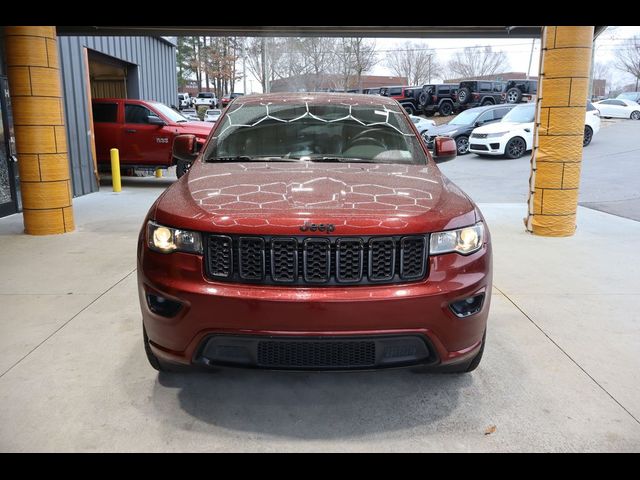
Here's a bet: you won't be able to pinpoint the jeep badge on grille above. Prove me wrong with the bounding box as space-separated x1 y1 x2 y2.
300 222 335 233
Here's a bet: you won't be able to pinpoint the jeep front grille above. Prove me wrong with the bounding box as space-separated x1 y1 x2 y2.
205 234 429 286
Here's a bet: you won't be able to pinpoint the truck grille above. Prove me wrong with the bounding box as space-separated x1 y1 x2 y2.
257 340 376 368
205 234 428 286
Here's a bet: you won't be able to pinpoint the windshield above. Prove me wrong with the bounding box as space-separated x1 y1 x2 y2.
449 109 482 125
203 100 429 165
207 109 221 115
150 102 188 123
617 92 639 101
501 105 535 123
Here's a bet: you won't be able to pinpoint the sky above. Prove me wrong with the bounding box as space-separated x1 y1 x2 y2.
239 26 640 93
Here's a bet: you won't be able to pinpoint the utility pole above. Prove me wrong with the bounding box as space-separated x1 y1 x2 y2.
242 43 247 94
526 38 535 79
428 54 432 83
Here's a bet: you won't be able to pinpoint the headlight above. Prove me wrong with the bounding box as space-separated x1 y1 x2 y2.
485 132 509 138
429 222 485 255
147 221 203 254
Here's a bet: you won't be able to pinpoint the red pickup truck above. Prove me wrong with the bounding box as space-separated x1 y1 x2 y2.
92 98 213 178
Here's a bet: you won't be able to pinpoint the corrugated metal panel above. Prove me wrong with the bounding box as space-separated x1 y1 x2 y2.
57 35 177 196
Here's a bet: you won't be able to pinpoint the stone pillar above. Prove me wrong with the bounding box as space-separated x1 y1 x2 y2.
526 26 594 237
5 26 74 234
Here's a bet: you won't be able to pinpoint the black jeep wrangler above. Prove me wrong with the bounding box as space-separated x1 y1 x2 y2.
418 83 459 116
456 80 506 109
502 79 538 104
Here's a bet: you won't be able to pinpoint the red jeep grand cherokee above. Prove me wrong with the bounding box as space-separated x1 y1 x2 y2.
138 93 492 373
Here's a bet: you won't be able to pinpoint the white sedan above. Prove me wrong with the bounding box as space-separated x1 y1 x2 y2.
593 98 640 120
408 115 436 135
469 103 600 158
204 109 222 123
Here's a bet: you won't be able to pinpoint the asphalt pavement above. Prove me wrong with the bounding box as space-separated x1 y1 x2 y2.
438 118 640 221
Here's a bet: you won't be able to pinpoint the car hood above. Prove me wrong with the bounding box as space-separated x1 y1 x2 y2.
473 121 532 134
175 121 213 136
154 161 477 235
427 123 466 136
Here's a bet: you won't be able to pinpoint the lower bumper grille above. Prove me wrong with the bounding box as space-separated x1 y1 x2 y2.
196 335 435 370
258 340 375 368
470 143 489 151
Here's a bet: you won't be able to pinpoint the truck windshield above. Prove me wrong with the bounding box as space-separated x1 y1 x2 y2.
150 102 188 123
203 101 429 165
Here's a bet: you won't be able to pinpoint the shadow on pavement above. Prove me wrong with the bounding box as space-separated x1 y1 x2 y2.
151 366 471 440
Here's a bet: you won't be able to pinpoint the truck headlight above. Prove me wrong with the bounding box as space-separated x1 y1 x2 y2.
429 222 485 255
147 221 203 254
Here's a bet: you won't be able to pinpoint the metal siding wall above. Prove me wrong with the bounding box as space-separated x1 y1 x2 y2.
58 35 177 196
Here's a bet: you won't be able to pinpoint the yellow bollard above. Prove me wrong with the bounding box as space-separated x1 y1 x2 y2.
110 148 121 192
155 168 163 178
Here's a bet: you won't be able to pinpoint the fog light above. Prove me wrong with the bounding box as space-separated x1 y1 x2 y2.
490 143 500 149
146 294 183 317
450 294 485 318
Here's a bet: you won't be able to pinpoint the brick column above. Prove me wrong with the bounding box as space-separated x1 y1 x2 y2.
526 26 594 236
5 26 74 234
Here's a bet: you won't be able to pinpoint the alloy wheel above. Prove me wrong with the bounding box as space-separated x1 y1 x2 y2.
507 90 519 103
507 138 525 158
456 136 469 154
631 111 640 120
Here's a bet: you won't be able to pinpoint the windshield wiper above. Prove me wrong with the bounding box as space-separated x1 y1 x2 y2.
301 156 377 163
205 156 301 163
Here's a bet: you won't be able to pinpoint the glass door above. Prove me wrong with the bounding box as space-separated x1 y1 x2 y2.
0 75 19 218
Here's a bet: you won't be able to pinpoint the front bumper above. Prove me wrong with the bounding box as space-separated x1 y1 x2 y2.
138 241 492 370
469 136 507 155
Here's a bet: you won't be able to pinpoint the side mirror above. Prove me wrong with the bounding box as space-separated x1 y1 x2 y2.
432 136 457 163
474 121 481 127
148 115 166 126
173 134 198 162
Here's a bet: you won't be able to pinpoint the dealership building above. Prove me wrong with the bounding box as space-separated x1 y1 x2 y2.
0 27 176 229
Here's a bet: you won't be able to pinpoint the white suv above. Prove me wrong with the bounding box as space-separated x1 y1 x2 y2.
469 103 600 158
194 92 218 108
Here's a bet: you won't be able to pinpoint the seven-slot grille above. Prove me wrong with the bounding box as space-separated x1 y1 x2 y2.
205 234 428 286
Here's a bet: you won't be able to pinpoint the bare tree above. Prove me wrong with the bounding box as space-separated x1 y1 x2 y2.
614 35 640 90
348 38 378 91
244 37 283 92
300 37 337 91
386 41 439 85
447 46 509 79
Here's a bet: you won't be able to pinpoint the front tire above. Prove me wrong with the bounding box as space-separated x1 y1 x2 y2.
402 104 416 115
176 159 191 178
455 135 470 155
504 136 527 159
583 125 593 146
631 111 640 120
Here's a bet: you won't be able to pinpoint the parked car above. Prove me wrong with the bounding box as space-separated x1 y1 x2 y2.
139 92 492 374
92 98 213 178
220 92 244 108
418 84 459 117
422 104 515 155
593 98 640 120
194 92 218 108
180 108 200 122
407 114 436 135
178 93 192 109
379 85 423 115
584 101 601 146
616 91 640 103
204 108 222 123
469 102 600 158
501 79 538 104
456 80 507 108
